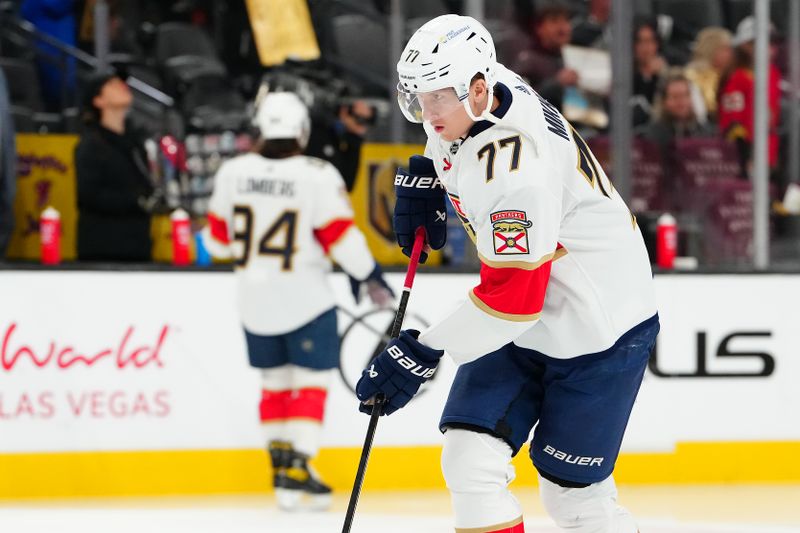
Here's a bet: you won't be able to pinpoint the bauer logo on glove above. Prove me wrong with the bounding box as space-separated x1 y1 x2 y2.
356 329 443 416
393 155 448 263
386 344 436 378
394 172 445 191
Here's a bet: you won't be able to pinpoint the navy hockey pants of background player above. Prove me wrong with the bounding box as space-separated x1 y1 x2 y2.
439 315 659 533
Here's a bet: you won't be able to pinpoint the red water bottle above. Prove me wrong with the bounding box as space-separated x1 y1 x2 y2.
40 207 61 265
171 208 191 266
656 213 677 269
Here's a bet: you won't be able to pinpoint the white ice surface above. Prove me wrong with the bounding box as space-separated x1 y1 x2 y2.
0 506 798 533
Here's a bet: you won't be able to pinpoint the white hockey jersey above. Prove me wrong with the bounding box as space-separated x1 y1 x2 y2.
419 65 658 363
205 153 376 335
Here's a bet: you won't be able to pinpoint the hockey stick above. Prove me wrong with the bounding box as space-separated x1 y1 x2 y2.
341 226 427 533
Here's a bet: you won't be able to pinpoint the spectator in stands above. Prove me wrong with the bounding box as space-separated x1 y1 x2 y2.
718 16 781 175
75 70 155 262
306 100 375 192
77 0 143 59
685 28 733 121
21 0 77 112
0 69 15 257
631 18 667 127
637 70 716 149
571 0 611 49
511 2 577 111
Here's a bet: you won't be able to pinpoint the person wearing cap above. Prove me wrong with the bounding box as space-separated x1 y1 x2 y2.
202 91 393 512
718 16 781 175
75 71 155 261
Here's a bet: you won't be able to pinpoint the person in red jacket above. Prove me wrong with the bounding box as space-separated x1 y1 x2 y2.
718 16 781 175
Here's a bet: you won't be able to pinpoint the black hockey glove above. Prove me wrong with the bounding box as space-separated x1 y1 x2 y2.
393 155 447 264
356 329 444 416
348 263 395 307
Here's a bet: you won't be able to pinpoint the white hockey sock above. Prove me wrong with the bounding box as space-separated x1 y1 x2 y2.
539 474 638 533
284 366 334 457
442 429 523 530
260 366 291 446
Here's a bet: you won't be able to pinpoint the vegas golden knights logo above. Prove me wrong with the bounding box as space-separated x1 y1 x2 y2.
367 160 401 242
491 210 531 255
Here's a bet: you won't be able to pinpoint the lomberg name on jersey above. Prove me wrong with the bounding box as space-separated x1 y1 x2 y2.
238 177 295 197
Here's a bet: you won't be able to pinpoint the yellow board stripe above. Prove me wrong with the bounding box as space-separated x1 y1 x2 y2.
1 441 799 499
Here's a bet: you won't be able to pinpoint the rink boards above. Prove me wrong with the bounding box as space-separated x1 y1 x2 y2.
0 271 799 498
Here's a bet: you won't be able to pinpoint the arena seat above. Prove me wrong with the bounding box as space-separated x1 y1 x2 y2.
9 105 36 133
653 0 724 31
671 137 742 208
586 136 667 213
723 0 788 32
155 22 226 86
330 13 390 89
403 0 448 19
0 57 65 131
0 57 46 112
694 178 755 265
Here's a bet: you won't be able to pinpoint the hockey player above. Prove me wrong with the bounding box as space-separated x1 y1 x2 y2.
205 92 393 511
356 15 659 533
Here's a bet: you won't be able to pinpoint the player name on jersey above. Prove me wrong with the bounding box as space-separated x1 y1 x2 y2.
238 177 296 197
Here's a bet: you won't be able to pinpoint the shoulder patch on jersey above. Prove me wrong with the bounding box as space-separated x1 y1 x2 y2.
721 91 745 113
491 210 531 255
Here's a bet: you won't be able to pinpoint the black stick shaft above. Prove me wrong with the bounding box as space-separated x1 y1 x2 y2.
341 228 425 533
340 290 409 533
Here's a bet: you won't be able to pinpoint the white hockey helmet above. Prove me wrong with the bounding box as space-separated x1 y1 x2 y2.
397 15 497 124
253 92 311 149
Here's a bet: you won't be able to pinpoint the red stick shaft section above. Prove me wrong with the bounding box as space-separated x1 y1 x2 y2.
403 227 426 290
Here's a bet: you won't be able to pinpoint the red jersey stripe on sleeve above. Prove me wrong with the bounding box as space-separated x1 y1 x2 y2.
207 212 230 244
469 259 552 321
314 219 354 254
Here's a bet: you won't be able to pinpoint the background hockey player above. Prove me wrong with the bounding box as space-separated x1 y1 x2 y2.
356 15 659 533
204 92 393 511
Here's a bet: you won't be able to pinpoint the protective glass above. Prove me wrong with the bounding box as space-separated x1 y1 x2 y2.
397 84 464 123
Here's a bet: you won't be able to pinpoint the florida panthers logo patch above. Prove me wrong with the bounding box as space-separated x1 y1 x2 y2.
491 210 532 254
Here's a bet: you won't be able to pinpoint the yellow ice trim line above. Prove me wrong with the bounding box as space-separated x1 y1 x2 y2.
1 441 799 499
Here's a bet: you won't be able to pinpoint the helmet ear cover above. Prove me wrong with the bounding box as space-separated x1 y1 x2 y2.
463 75 497 124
